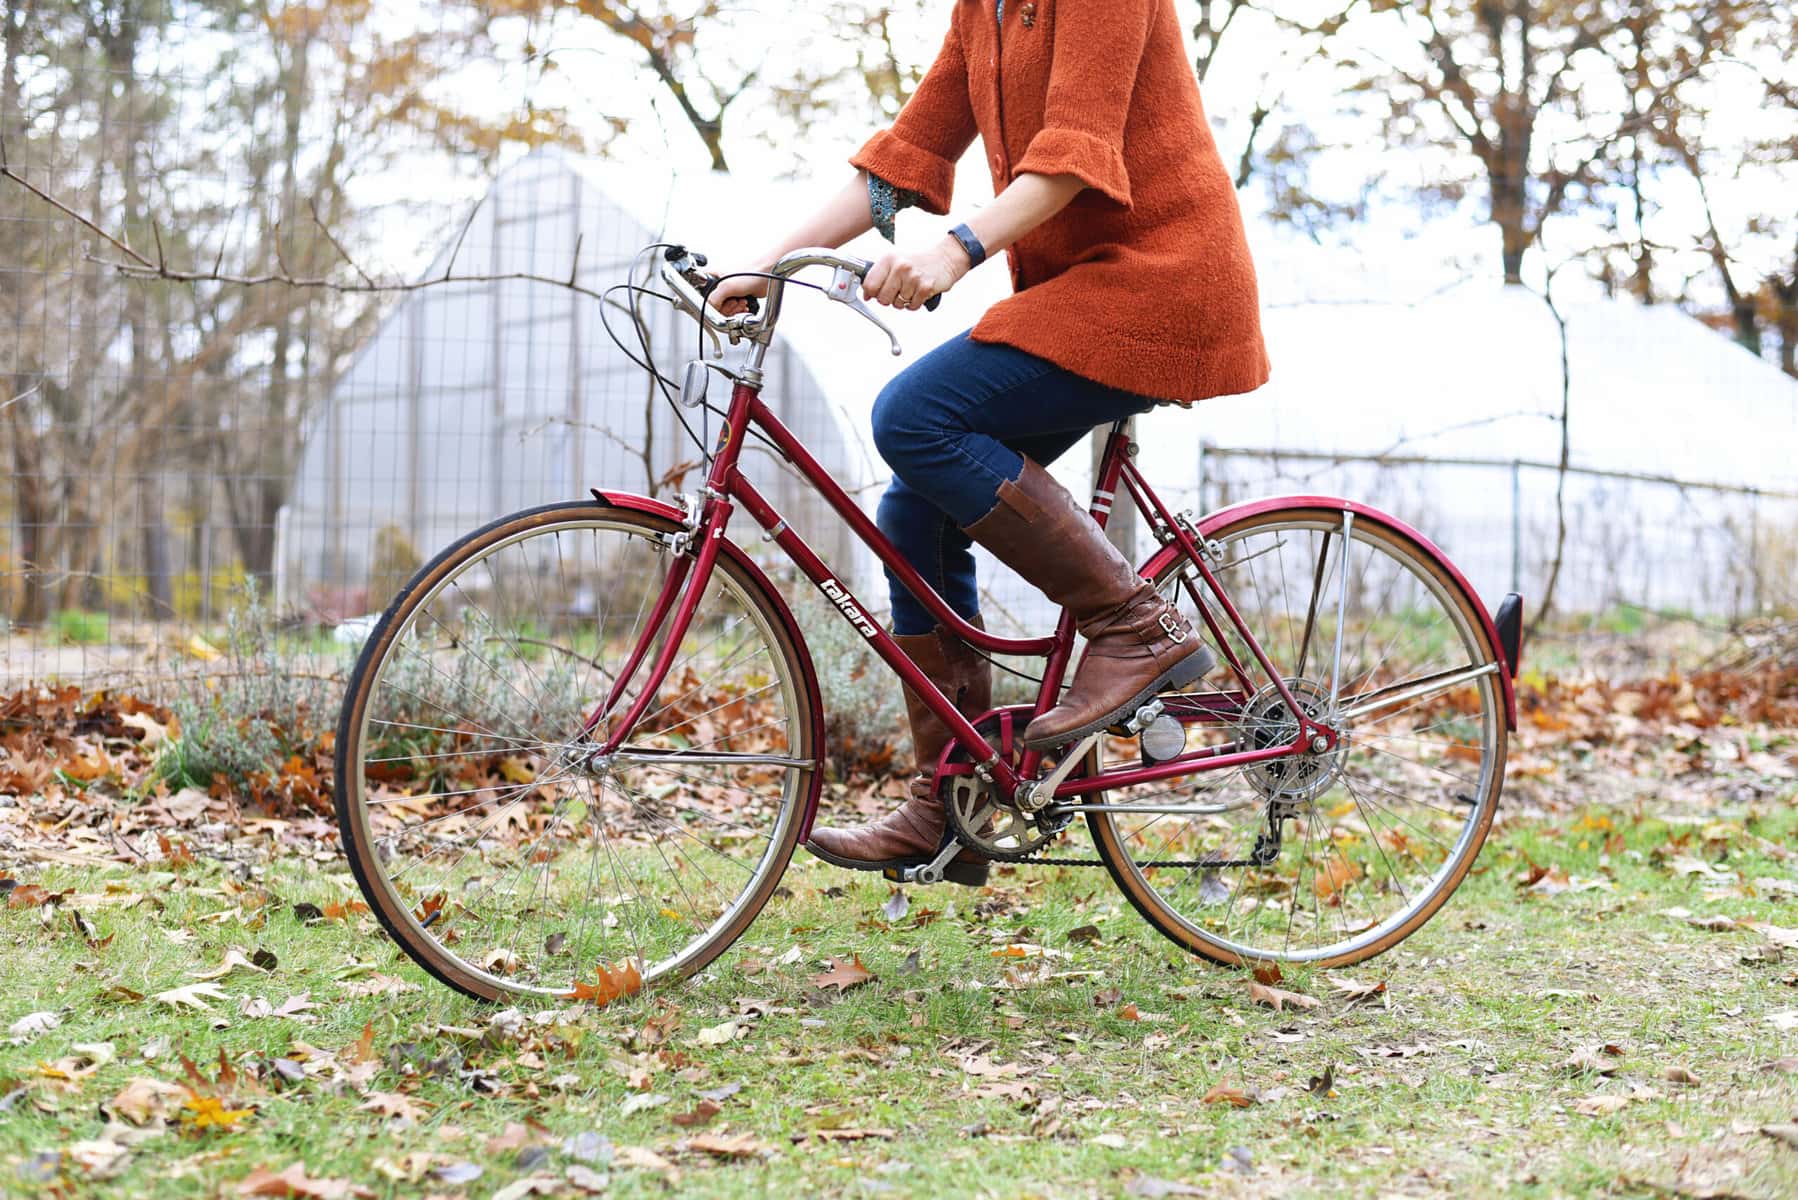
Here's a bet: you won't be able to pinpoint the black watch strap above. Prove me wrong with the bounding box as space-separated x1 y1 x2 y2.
948 223 988 268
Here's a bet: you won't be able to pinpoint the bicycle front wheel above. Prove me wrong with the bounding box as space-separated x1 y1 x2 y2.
1088 504 1507 968
335 501 816 1002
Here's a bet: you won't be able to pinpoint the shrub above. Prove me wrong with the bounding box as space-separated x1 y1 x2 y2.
153 582 348 804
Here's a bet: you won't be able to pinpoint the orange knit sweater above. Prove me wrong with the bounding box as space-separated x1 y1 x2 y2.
850 0 1270 405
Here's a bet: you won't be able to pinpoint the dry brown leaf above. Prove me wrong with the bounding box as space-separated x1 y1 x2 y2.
107 1077 188 1126
670 1100 721 1128
1572 1094 1632 1117
686 1132 769 1159
1201 1084 1255 1108
614 1145 682 1185
810 955 875 993
1326 976 1387 1002
237 1163 376 1199
359 1091 432 1125
1247 981 1320 1012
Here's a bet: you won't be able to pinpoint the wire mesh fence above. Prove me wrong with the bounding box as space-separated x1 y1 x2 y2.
4 0 1795 702
1190 447 1798 624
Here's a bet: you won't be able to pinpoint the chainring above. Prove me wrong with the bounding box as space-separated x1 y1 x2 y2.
936 707 1099 862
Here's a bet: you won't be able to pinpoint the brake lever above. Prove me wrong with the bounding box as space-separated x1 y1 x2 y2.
822 264 940 356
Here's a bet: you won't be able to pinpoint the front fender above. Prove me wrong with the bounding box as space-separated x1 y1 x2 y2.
590 489 829 836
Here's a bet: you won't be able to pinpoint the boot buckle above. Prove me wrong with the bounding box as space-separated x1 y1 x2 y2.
1159 611 1188 643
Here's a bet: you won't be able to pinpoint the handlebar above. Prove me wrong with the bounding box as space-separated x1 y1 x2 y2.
657 244 938 359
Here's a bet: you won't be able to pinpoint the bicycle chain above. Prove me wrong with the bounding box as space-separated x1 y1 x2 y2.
1015 853 1266 869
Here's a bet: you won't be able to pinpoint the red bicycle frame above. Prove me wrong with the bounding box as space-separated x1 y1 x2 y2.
583 375 1345 816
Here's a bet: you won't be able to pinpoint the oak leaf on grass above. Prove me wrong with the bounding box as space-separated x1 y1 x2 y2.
810 955 874 993
1247 981 1319 1012
568 960 643 1006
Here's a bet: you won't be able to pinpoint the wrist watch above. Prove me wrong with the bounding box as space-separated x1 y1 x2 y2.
948 223 988 268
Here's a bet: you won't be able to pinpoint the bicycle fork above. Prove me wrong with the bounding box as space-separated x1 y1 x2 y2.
583 487 735 753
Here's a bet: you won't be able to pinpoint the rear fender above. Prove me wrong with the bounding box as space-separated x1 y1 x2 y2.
590 489 828 835
1141 495 1517 731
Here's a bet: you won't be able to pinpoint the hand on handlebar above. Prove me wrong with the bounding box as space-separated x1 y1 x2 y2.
863 236 972 311
706 268 770 317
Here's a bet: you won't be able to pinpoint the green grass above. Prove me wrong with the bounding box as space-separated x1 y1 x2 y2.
3 801 1796 1199
50 609 110 646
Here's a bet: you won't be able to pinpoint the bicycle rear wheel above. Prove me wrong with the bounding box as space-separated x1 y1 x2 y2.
335 501 816 1002
1087 504 1507 968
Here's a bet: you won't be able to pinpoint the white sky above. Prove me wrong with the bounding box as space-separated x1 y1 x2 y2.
332 1 1795 316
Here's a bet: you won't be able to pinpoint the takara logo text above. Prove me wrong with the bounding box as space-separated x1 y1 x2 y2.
819 578 878 639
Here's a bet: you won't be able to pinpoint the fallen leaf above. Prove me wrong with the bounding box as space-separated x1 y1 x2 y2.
810 955 874 993
152 982 230 1012
565 1164 611 1194
359 1091 432 1125
108 1077 188 1125
1572 1094 1632 1117
614 1144 681 1185
1201 1083 1255 1107
1247 981 1319 1012
881 888 909 922
670 1099 720 1128
568 960 643 1006
694 1019 743 1046
8 1010 61 1040
181 1092 256 1132
1760 1123 1798 1150
1326 976 1387 1003
685 1132 768 1159
1561 1044 1626 1075
432 1163 483 1185
491 1176 562 1200
191 949 271 981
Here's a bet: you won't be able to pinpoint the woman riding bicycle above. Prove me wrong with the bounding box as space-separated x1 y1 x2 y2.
713 0 1270 885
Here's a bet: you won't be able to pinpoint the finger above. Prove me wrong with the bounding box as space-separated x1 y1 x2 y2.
862 256 894 301
877 264 912 308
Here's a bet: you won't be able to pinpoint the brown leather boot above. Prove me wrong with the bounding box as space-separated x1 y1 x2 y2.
965 459 1216 749
804 620 993 886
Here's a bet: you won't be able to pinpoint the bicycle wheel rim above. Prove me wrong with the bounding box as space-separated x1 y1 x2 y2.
1090 507 1506 967
336 505 812 1000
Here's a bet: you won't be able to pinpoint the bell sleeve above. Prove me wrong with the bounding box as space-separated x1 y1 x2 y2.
849 21 977 217
1013 0 1154 209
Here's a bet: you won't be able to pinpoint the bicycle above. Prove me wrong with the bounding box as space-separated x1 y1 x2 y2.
334 243 1525 1002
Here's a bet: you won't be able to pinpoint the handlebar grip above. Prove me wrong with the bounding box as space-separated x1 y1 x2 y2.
925 295 942 312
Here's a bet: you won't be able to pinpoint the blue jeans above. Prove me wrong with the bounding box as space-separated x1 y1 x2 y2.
872 332 1155 636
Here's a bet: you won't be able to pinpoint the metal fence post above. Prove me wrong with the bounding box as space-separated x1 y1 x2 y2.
1510 459 1522 594
1196 439 1208 516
